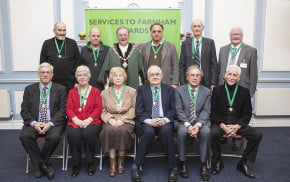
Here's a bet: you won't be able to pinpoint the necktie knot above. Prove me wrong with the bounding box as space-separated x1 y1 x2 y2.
196 40 199 49
191 89 195 96
154 87 158 94
233 47 237 53
43 87 47 94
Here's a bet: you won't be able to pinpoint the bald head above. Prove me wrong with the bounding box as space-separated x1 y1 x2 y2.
229 27 244 46
191 19 204 39
89 28 101 48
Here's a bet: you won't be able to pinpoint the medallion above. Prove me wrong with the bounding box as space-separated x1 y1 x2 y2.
228 107 233 112
192 105 195 110
42 103 46 108
58 54 62 58
79 107 82 112
192 55 195 60
94 62 97 67
153 101 156 106
154 55 157 59
122 62 128 68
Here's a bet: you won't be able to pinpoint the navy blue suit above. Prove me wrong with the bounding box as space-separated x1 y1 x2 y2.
134 83 177 169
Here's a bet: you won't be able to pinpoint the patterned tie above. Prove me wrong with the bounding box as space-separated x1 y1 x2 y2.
151 87 160 119
195 40 201 68
189 89 196 124
39 87 48 122
229 47 237 65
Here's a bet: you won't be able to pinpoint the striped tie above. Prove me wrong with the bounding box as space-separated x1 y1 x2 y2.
189 89 196 124
229 47 237 65
151 87 160 118
195 40 201 68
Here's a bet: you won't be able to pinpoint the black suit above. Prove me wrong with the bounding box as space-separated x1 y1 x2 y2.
179 37 218 88
134 83 177 168
210 84 262 163
19 82 67 167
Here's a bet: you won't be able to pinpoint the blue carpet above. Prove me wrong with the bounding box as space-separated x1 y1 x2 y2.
0 127 289 182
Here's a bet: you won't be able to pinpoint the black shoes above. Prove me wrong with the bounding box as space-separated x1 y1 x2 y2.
179 161 189 178
71 165 80 178
34 165 43 178
87 163 96 176
131 168 141 182
39 163 54 179
237 161 255 179
201 164 210 181
168 168 178 182
211 160 224 175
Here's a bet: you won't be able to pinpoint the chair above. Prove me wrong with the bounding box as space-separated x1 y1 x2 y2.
25 136 66 173
220 134 246 158
65 140 103 170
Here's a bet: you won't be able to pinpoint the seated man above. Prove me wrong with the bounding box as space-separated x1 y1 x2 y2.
131 65 178 182
211 65 263 179
175 65 211 181
19 62 67 179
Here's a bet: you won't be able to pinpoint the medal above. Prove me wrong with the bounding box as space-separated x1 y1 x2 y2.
153 101 156 106
192 55 195 60
58 54 62 58
192 105 195 110
94 62 97 66
42 103 46 108
229 107 233 112
122 62 128 68
154 55 157 59
78 107 82 112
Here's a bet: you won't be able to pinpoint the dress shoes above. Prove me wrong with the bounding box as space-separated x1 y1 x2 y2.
118 156 125 174
211 161 224 175
168 168 178 182
34 165 43 178
39 163 54 179
200 164 210 181
87 163 96 176
71 166 80 178
178 162 189 178
237 162 255 179
131 168 141 182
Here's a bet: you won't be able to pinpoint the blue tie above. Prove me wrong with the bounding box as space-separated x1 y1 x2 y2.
195 40 201 68
151 87 160 119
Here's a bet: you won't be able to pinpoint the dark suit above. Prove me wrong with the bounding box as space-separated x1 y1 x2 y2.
179 37 218 88
20 82 67 167
175 85 211 163
134 83 177 168
210 84 262 163
218 43 258 96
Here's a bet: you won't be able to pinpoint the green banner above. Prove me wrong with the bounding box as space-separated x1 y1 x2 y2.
85 9 181 54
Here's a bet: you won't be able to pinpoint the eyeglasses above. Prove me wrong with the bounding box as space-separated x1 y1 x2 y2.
117 34 129 37
152 30 162 33
39 71 52 75
149 73 161 77
230 33 242 37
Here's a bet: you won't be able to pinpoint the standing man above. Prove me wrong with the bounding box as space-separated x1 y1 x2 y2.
40 22 81 93
81 28 109 91
175 65 211 181
138 23 179 88
218 27 257 97
20 63 67 179
179 19 218 89
211 65 262 179
131 65 178 182
98 26 145 89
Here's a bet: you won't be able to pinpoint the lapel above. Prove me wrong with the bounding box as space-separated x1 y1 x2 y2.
236 44 246 65
201 38 207 59
49 83 55 109
182 85 191 112
161 41 168 64
224 44 231 62
145 42 151 65
34 83 41 115
187 38 193 56
145 84 153 109
160 84 166 111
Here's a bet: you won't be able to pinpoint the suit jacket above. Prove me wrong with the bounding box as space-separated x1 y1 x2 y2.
101 86 136 125
179 37 218 87
175 84 211 127
218 43 258 96
211 84 252 127
135 83 176 133
138 41 179 85
21 82 67 127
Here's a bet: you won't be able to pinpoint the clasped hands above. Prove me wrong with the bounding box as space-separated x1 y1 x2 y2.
187 125 199 138
72 117 93 128
108 118 124 127
150 118 166 127
33 122 51 135
220 123 241 137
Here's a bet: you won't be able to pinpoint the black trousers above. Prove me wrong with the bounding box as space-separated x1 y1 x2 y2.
19 125 64 167
134 122 177 169
211 124 263 163
66 124 102 169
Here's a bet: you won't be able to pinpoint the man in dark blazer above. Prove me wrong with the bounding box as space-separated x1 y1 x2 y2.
217 27 257 97
211 65 262 179
131 65 178 182
175 66 211 181
19 62 67 179
179 19 218 90
138 23 179 88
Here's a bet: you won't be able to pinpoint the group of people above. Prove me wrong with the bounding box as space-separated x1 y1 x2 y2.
19 20 262 182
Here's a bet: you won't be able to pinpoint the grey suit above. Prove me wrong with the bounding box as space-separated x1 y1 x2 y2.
138 40 179 85
175 84 211 163
218 43 258 96
179 37 218 88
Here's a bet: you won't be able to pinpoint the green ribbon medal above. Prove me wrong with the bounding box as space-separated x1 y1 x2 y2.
150 85 161 105
54 38 65 58
230 43 243 59
187 84 200 110
78 85 90 112
224 83 238 112
151 40 164 59
112 86 126 106
191 37 202 59
39 82 52 108
90 45 100 66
